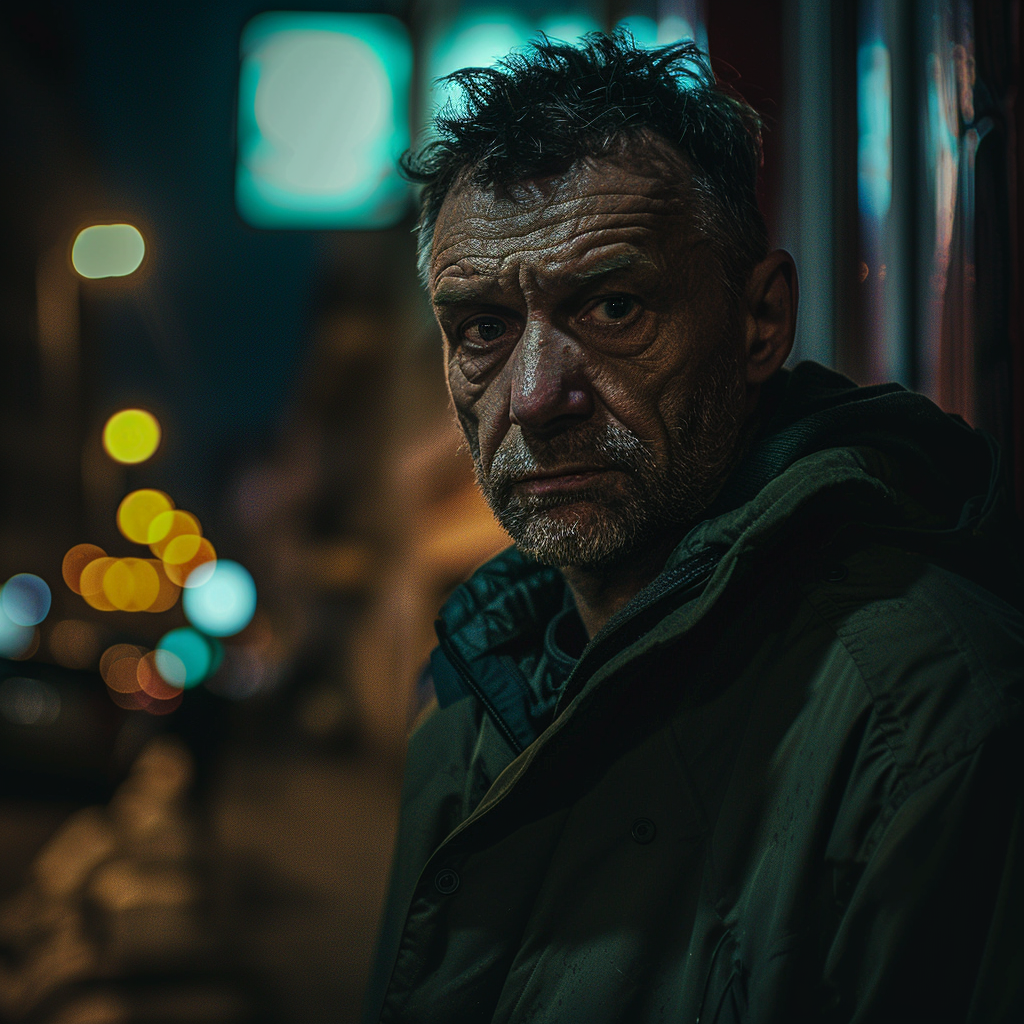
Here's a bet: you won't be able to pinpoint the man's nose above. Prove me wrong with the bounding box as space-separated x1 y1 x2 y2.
508 320 593 434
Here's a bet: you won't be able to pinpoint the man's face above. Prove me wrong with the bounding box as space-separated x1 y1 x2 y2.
428 150 749 570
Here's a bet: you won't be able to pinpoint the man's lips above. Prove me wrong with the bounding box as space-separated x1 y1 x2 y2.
514 466 615 496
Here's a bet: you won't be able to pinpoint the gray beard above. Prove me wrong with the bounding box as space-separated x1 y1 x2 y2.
467 351 747 571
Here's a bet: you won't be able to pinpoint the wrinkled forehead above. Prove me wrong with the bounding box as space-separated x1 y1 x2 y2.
429 153 699 290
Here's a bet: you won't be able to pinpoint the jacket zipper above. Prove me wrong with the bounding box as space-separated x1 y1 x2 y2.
436 623 526 755
553 545 726 717
437 545 726 763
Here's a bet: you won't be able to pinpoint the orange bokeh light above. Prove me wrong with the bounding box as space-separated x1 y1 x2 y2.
100 643 145 682
48 619 102 670
137 650 183 701
62 544 106 596
164 538 217 588
144 560 181 613
105 654 143 694
80 557 118 611
147 509 201 553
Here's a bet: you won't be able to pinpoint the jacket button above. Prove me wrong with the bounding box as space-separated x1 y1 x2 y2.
823 564 848 583
631 818 656 844
434 868 460 894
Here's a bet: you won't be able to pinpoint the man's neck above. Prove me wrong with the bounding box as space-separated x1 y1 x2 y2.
560 535 679 639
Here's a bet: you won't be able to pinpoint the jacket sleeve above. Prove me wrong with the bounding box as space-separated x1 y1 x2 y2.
822 721 1024 1023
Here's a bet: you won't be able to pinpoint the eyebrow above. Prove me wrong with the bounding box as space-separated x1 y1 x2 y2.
556 252 661 292
432 282 502 309
432 252 660 308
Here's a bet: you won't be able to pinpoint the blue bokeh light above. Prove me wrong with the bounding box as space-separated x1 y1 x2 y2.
156 627 213 688
0 605 34 659
1 574 51 628
183 560 257 638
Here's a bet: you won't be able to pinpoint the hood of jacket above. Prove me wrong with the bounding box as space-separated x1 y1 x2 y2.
430 361 1019 755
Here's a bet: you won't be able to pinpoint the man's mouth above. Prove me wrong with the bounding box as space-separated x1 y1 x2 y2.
515 466 614 496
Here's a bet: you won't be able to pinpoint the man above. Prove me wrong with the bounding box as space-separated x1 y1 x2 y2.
364 34 1024 1023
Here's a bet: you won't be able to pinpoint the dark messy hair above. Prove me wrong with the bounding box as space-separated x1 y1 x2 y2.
402 31 768 295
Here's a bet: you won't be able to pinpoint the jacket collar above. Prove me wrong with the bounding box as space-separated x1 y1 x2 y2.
431 362 1011 755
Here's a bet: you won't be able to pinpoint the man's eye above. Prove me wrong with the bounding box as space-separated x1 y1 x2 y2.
463 317 508 344
590 296 637 323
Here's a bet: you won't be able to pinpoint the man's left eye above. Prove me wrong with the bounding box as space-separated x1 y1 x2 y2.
590 296 637 323
463 317 508 344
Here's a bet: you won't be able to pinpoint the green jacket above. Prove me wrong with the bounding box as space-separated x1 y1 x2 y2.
364 364 1024 1024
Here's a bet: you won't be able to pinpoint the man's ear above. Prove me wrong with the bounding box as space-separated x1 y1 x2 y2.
744 249 798 386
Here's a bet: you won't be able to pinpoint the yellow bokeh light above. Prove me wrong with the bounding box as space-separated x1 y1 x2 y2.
71 223 145 279
148 510 201 555
102 558 161 612
144 560 181 613
162 533 203 565
80 557 118 611
117 489 174 544
103 409 161 464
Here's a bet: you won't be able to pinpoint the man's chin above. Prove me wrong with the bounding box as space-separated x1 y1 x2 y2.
498 503 639 569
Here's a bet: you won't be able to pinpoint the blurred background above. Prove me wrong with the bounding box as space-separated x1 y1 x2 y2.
0 1 1020 1021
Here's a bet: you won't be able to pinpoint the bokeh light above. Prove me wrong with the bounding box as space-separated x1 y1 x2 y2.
63 544 106 595
425 12 533 123
1 574 52 627
858 37 893 220
164 538 217 589
0 604 36 659
107 685 182 714
80 557 118 611
156 628 213 688
48 619 102 670
0 677 61 726
99 643 183 714
117 489 174 543
615 14 659 46
101 558 160 612
144 560 182 613
71 223 145 279
182 560 257 637
137 650 184 701
105 651 143 693
536 15 601 41
236 12 412 229
103 409 161 464
148 509 202 555
100 643 145 683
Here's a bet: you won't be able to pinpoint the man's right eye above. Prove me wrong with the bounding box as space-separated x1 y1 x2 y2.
462 317 508 345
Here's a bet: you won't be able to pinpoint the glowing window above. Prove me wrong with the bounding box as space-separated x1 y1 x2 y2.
236 12 413 229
